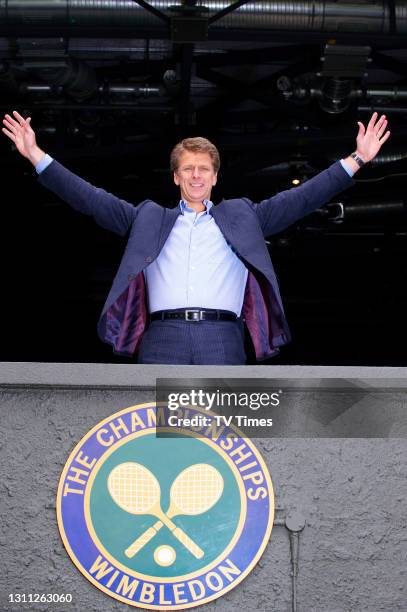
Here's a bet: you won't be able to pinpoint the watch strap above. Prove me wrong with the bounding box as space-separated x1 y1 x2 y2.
351 152 365 167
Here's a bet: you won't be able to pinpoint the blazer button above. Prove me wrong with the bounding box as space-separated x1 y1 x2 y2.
128 274 135 281
145 256 153 263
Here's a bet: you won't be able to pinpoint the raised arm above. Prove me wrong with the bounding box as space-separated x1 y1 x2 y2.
2 111 137 236
255 112 390 237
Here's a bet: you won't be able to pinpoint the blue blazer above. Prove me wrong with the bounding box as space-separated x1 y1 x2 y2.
38 160 353 360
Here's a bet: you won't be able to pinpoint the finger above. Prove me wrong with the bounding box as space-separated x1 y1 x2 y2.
376 119 388 139
12 110 27 124
367 111 378 130
379 130 391 144
374 114 386 130
5 113 23 129
370 113 386 135
357 121 365 137
11 110 29 130
1 127 16 142
3 118 18 133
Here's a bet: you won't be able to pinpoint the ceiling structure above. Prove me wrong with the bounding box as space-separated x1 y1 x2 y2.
1 1 407 364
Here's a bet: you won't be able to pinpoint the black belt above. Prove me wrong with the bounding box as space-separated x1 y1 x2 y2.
150 308 237 322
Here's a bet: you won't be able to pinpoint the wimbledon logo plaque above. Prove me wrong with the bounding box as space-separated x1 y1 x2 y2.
57 403 274 609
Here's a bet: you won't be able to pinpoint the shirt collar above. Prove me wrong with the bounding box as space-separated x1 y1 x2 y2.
179 199 213 214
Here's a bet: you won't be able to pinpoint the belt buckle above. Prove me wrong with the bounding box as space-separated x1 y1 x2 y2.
185 309 202 321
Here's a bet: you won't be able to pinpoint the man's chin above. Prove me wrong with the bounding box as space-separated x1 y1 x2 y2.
186 192 208 202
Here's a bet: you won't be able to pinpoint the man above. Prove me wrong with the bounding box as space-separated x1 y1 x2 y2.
2 110 390 365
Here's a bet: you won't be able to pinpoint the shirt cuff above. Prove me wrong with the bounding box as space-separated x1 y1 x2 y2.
35 154 53 174
339 158 354 177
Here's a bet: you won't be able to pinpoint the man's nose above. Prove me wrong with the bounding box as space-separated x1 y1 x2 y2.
192 166 200 178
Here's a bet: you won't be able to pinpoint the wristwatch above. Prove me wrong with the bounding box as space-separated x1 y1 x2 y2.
350 152 366 168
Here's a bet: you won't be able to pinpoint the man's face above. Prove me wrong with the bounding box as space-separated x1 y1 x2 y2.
173 151 217 206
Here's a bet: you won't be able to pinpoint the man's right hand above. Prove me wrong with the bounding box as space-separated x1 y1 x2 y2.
2 110 45 166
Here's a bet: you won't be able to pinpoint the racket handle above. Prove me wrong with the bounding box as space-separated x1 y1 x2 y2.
172 527 204 559
125 525 160 558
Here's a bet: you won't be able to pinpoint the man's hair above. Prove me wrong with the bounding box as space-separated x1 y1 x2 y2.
170 137 220 173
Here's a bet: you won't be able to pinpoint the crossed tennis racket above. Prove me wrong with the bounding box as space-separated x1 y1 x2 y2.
107 462 224 559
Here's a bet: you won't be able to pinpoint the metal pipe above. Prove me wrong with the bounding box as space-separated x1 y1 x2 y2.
21 83 165 95
18 81 213 97
327 200 405 222
366 87 407 100
0 1 406 34
285 512 306 612
358 105 407 114
371 152 407 164
289 84 407 114
297 86 407 101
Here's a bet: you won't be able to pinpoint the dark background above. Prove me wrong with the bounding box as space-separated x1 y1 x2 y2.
1 0 407 365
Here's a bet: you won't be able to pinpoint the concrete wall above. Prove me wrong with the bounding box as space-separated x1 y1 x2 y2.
1 364 406 612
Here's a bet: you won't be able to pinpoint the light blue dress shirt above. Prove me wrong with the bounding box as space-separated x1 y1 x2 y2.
144 200 248 315
35 155 355 315
36 153 54 174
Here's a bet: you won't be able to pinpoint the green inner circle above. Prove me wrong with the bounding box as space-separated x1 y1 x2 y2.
90 434 241 578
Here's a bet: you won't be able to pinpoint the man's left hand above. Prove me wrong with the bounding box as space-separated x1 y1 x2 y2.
355 112 390 162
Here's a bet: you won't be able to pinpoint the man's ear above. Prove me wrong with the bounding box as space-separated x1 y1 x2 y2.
173 171 180 186
212 172 218 186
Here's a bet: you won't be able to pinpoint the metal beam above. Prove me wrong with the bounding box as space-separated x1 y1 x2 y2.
208 0 252 25
130 0 170 25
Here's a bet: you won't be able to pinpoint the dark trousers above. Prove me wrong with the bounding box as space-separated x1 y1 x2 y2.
138 319 246 365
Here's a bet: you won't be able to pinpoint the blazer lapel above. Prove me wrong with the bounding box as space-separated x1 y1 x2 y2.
210 200 234 245
158 206 182 251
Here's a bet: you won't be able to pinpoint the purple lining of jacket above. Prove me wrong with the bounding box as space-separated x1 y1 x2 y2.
101 268 287 361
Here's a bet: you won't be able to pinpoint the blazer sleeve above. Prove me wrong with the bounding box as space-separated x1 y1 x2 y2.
37 159 138 236
254 161 355 237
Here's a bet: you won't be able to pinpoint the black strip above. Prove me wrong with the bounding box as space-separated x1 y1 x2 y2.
388 0 397 35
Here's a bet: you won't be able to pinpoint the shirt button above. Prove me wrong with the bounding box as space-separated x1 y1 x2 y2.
191 266 195 270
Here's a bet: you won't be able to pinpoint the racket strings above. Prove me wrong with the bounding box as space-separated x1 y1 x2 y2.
108 463 223 517
109 464 160 513
172 465 223 514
